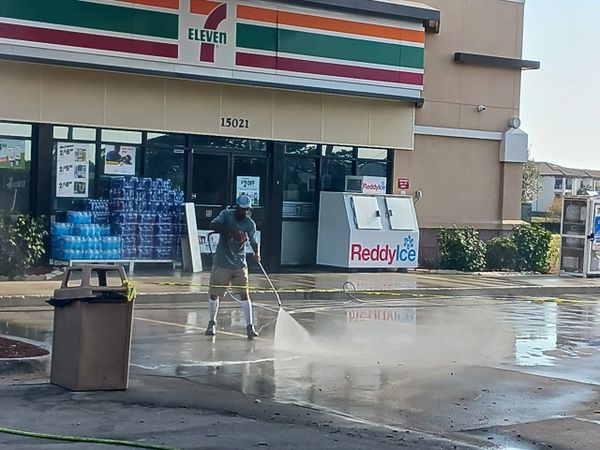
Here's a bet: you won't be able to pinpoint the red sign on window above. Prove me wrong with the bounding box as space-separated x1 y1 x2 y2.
397 178 410 190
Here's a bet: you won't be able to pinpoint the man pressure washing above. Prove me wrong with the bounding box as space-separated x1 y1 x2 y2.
205 194 260 339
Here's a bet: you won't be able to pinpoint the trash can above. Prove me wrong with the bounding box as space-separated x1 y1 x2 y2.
48 265 135 391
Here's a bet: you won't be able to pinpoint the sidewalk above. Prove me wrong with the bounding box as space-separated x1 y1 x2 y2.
2 269 600 306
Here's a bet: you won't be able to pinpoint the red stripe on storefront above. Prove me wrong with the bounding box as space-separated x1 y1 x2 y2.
235 52 423 86
0 22 178 58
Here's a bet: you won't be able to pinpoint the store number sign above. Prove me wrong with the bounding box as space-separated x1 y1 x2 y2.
221 117 249 129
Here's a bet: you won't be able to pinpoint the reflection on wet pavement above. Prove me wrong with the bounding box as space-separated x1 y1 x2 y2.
2 295 600 439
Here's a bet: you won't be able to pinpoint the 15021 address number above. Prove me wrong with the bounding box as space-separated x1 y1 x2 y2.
221 117 249 129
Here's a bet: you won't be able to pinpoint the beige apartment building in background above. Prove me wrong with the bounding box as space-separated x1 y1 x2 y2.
0 0 537 269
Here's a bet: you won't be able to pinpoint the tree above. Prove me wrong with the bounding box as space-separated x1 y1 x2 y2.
546 197 562 221
522 150 542 202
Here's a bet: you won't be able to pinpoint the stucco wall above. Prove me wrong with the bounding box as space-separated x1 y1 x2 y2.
0 59 415 149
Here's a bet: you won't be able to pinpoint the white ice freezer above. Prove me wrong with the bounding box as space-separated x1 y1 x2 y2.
316 192 419 269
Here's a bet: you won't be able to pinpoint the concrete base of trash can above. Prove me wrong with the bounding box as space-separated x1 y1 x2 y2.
50 300 134 391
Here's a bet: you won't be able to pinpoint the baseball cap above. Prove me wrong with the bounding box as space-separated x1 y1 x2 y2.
235 194 252 209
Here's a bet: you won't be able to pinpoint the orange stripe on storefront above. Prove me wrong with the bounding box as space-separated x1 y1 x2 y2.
114 0 179 9
237 4 425 44
190 0 223 15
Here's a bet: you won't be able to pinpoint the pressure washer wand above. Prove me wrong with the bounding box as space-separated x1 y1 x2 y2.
257 260 282 309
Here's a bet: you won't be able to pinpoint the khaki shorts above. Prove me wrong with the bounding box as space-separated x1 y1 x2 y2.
209 266 249 298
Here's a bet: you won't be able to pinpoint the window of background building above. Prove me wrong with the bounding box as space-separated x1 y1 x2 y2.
0 122 32 214
554 177 563 190
565 178 573 190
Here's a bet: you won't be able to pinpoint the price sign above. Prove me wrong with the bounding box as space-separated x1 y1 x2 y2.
56 142 92 198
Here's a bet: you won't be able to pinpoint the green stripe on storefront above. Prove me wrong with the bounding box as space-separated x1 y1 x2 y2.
0 0 178 40
236 23 424 69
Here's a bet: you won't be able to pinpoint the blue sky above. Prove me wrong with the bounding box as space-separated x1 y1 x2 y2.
520 0 600 169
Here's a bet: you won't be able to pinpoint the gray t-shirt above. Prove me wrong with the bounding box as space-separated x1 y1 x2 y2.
211 208 258 269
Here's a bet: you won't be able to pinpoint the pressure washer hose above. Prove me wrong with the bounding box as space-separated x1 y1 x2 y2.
0 427 176 449
257 260 282 308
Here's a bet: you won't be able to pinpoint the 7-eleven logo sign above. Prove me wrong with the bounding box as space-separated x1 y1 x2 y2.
188 0 228 63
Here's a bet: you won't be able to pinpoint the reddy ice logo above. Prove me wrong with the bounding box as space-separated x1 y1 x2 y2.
188 1 228 63
350 236 417 265
362 180 386 194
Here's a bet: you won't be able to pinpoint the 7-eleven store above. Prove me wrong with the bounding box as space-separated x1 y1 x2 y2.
0 0 532 270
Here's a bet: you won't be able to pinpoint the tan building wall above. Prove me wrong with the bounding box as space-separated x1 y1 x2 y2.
392 0 527 264
0 60 415 150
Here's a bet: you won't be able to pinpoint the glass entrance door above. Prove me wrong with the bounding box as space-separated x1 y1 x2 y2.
190 153 229 229
233 156 268 261
189 150 270 265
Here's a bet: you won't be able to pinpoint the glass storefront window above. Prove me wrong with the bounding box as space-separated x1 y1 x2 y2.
190 135 266 151
96 144 142 198
51 141 97 212
147 133 186 147
321 158 352 191
101 129 142 144
0 122 32 214
144 147 186 190
322 145 353 158
53 126 69 139
0 122 32 137
284 157 316 202
358 147 387 160
284 143 319 156
358 160 387 177
53 126 97 141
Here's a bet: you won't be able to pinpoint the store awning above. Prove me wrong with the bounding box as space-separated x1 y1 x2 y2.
277 0 441 32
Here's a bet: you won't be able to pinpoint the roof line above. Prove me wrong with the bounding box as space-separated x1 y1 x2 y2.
275 0 441 32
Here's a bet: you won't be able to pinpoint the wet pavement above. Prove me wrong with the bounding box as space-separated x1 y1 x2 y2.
2 293 600 449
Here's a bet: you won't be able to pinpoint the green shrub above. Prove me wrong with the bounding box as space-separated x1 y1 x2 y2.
437 227 486 272
513 224 553 273
486 236 518 271
0 215 47 279
546 234 561 274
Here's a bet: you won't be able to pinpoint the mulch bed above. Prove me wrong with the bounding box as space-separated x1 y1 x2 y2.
0 337 49 358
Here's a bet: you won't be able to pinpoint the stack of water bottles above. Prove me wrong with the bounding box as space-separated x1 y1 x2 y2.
109 176 185 260
85 199 110 225
51 211 121 261
51 176 184 262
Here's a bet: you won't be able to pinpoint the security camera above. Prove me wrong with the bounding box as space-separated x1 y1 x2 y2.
477 105 487 113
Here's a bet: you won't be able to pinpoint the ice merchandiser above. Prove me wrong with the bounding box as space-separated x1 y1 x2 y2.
316 192 419 269
560 195 600 277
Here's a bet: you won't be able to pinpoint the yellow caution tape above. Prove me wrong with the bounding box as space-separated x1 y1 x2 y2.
150 282 599 304
123 280 137 302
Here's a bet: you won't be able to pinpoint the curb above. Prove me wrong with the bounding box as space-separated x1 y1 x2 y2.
1 285 600 308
